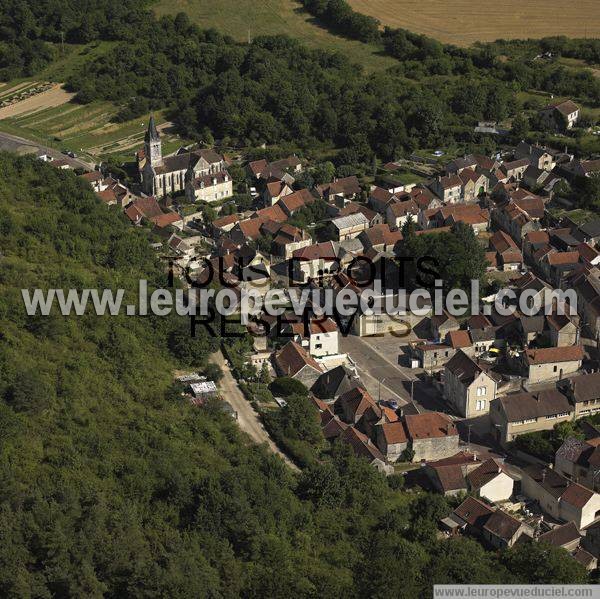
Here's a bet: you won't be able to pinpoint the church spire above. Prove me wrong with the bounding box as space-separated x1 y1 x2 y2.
145 114 160 142
144 114 162 168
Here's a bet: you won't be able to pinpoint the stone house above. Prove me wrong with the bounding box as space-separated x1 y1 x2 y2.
546 314 579 347
283 318 340 358
490 389 574 446
385 199 420 229
430 174 463 203
522 346 584 384
555 436 600 492
425 452 483 496
331 212 369 241
444 350 498 418
539 99 579 131
515 141 556 171
337 386 378 425
375 422 408 462
272 341 323 387
430 311 460 340
412 342 456 372
521 465 600 529
482 509 529 549
459 168 489 201
316 176 361 207
403 412 459 462
558 372 600 419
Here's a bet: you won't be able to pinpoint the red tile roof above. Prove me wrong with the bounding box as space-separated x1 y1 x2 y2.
525 346 583 365
404 412 457 440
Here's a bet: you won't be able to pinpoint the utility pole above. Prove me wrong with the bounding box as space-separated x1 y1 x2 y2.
467 424 473 451
60 31 65 56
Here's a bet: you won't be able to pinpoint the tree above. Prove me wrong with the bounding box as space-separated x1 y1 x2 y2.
203 362 223 383
312 161 336 185
503 542 588 584
270 377 308 397
401 214 416 239
511 113 530 140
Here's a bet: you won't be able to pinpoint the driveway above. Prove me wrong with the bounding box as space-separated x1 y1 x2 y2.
212 351 299 472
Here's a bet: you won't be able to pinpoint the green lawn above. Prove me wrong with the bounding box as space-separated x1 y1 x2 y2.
153 0 396 72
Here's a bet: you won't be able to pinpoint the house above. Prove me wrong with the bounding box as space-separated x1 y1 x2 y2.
540 100 580 131
578 219 600 245
546 313 579 347
446 496 530 547
568 267 600 339
337 201 384 226
523 346 583 384
412 342 456 372
316 176 361 206
425 452 482 496
212 213 239 235
247 156 301 181
481 509 529 549
282 318 339 358
445 495 493 535
515 142 556 171
444 351 498 418
459 168 489 201
541 251 581 287
501 158 530 181
375 422 408 462
331 213 369 241
262 178 294 206
385 199 419 229
558 372 600 419
489 230 522 271
339 427 392 474
358 224 403 252
312 365 361 401
274 188 313 217
337 386 378 424
490 389 574 445
125 196 163 225
521 464 600 529
403 412 459 462
555 436 600 492
272 341 323 387
430 174 462 203
467 458 514 503
139 117 232 201
538 521 582 553
271 224 312 260
430 311 460 340
292 241 342 282
445 330 474 356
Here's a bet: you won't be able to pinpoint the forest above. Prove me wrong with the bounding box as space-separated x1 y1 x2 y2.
0 154 590 595
1 0 599 162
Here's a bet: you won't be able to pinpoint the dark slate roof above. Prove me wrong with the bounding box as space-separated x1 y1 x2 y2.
498 389 572 422
538 522 581 548
483 510 522 541
519 315 545 334
567 372 600 403
445 350 483 385
580 219 600 238
311 365 361 400
145 115 159 142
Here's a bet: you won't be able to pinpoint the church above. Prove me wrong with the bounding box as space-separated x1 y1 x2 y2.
138 116 233 202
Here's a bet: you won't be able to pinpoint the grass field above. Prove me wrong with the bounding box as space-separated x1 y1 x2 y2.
153 0 397 72
0 100 185 162
347 0 600 46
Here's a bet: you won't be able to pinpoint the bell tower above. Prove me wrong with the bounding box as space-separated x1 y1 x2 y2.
144 115 162 167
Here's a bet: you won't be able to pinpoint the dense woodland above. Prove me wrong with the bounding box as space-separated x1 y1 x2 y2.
0 155 590 595
1 1 600 162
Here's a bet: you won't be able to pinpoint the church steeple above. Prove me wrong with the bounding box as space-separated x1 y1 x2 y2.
144 115 162 167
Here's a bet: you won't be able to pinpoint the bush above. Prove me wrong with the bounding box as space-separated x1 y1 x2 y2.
269 377 309 398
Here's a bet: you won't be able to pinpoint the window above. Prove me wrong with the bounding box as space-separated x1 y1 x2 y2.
476 399 487 411
315 343 322 349
476 386 487 397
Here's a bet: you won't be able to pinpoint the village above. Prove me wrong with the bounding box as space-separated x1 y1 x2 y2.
41 98 600 570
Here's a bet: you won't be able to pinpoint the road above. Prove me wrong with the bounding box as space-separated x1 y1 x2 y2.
0 130 94 171
340 334 448 413
212 351 300 472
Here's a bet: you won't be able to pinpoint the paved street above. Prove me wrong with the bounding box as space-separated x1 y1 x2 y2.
0 130 94 171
